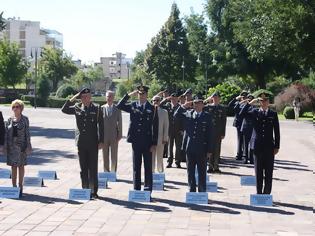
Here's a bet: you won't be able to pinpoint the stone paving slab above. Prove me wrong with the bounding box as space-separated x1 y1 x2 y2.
0 106 314 235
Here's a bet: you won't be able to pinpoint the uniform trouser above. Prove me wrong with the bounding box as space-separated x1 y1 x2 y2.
132 144 153 191
236 128 244 158
209 137 222 170
152 144 164 173
78 145 98 194
102 139 118 172
168 132 183 165
163 142 168 158
243 131 253 162
254 149 275 194
186 151 207 192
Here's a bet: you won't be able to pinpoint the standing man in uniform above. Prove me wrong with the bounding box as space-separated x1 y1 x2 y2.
101 90 122 172
160 92 183 168
151 95 169 173
62 88 104 199
228 91 248 160
175 94 212 192
204 91 227 173
0 111 5 154
240 92 280 194
117 85 158 192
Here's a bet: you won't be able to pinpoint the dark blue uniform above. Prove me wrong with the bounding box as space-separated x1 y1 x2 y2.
117 94 158 191
228 98 244 159
175 107 212 192
240 104 280 194
62 100 104 196
240 104 254 163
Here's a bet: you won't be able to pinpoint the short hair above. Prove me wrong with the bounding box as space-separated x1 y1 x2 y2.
11 99 25 111
106 90 115 96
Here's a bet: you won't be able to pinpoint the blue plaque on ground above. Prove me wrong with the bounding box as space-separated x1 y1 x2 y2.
152 180 164 191
206 182 218 192
23 177 44 187
241 176 256 186
186 192 208 204
38 171 57 180
69 189 91 200
0 187 20 199
128 190 151 202
153 173 165 182
98 172 117 182
250 194 273 206
0 169 11 179
98 178 108 189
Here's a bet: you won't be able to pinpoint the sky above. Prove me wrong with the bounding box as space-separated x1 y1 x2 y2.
2 0 207 64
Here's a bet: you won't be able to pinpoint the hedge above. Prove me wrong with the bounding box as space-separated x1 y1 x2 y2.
283 106 295 119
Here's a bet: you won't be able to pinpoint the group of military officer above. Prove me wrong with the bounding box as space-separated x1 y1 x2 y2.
61 84 280 197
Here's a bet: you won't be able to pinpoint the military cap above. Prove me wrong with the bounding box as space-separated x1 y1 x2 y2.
193 94 204 103
247 94 254 100
240 91 249 97
257 92 270 101
183 88 193 96
79 88 91 97
210 91 220 98
170 91 180 97
137 85 149 94
178 89 185 97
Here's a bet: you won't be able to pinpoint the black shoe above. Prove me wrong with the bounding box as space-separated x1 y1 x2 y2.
236 156 242 160
207 168 214 173
250 160 254 164
176 163 181 168
166 163 172 168
243 159 248 164
90 193 99 199
214 169 221 174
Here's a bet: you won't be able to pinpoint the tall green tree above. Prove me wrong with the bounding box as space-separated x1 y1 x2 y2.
40 47 77 91
144 3 196 87
0 12 5 32
0 39 29 89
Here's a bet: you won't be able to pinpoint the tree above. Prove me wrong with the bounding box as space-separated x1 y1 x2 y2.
144 3 196 87
0 39 29 89
0 12 6 32
40 47 77 91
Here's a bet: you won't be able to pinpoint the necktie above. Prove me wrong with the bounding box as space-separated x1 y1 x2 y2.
108 106 112 116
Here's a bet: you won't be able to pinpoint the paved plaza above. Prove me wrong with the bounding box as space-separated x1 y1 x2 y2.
0 106 314 236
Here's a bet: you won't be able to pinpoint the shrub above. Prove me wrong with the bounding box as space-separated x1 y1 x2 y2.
148 79 162 99
207 82 241 105
116 80 133 99
56 84 77 98
267 76 290 95
274 82 315 113
299 71 315 90
283 106 295 119
47 97 67 108
37 77 51 106
21 95 35 106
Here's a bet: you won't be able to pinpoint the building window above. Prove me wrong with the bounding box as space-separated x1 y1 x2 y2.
109 68 116 73
110 60 116 66
20 31 26 39
19 40 26 48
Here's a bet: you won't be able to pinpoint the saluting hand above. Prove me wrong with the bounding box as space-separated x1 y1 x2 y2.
128 90 138 97
70 92 81 102
98 142 104 149
274 149 279 155
150 145 156 153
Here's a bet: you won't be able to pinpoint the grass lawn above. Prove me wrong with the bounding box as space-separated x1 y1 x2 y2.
278 112 313 121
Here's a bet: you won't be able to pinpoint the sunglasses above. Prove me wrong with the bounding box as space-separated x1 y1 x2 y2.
152 100 160 102
12 105 20 109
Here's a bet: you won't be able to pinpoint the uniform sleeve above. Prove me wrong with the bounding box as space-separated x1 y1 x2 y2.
221 106 227 136
116 94 132 113
98 105 104 143
61 100 76 115
117 109 123 139
163 110 169 142
228 98 236 108
152 106 159 146
0 112 5 145
273 112 280 149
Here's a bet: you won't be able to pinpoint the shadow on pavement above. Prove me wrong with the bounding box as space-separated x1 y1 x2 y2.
30 126 74 139
98 196 171 212
211 200 295 215
16 193 82 205
25 148 76 165
273 201 313 212
154 197 240 214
